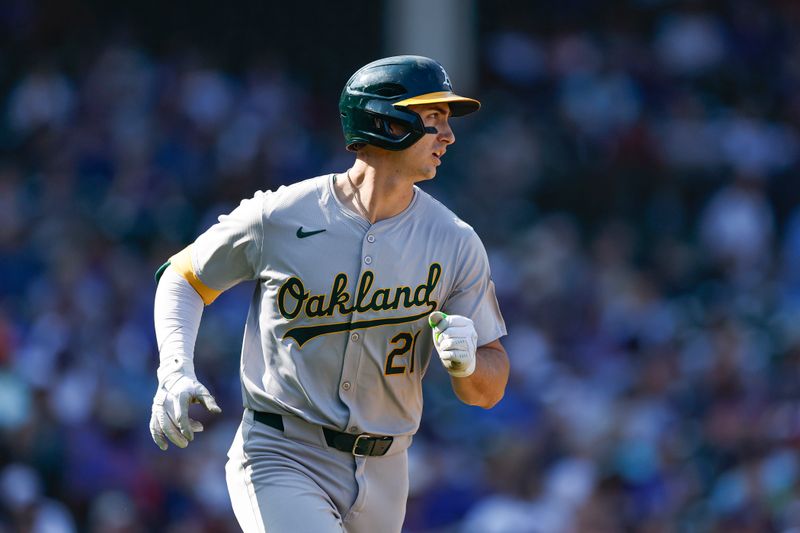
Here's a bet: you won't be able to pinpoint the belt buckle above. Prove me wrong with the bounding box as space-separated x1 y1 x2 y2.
352 434 373 457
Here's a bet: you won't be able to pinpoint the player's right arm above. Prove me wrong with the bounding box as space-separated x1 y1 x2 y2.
150 191 268 449
150 264 221 449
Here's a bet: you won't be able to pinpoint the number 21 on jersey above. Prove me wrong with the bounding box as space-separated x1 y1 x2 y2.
384 331 420 376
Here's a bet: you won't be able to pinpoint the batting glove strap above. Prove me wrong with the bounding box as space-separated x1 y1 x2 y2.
156 353 196 383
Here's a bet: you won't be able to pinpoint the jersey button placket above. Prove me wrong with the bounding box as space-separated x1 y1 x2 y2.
364 233 375 265
340 229 378 433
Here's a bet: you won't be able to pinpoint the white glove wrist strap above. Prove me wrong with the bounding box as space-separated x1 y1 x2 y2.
448 357 476 378
157 354 197 384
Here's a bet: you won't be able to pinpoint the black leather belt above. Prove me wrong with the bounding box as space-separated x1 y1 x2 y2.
253 411 394 457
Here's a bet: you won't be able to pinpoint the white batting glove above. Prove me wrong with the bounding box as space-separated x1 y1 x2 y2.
149 356 221 450
429 311 477 378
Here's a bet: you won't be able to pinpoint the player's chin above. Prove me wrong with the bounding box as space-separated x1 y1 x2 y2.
420 167 437 181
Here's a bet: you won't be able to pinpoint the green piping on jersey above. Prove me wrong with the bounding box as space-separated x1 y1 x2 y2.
285 309 433 347
155 261 171 283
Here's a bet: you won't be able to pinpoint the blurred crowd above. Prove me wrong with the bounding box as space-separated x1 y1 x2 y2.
3 0 800 531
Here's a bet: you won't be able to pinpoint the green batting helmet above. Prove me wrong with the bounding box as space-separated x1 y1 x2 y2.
339 55 480 151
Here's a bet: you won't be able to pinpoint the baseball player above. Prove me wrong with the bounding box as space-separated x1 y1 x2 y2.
149 55 509 532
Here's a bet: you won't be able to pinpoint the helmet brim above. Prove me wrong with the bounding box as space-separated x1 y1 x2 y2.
393 91 481 117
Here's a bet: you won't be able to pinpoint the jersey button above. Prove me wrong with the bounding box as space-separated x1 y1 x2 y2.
364 256 372 264
367 234 375 243
342 381 351 391
351 333 359 342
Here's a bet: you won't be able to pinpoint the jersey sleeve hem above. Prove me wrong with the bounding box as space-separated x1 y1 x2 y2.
477 324 508 348
169 245 223 305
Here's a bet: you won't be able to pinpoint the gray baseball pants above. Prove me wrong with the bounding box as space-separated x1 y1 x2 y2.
225 409 412 532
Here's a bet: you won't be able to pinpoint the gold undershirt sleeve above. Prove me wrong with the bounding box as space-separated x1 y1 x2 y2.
169 245 223 305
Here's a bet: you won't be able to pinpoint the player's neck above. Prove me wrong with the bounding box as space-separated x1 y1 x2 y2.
337 161 415 224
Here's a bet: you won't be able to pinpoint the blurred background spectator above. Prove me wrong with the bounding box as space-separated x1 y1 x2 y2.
2 0 800 531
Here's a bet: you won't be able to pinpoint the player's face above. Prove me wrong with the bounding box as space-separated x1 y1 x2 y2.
401 103 455 182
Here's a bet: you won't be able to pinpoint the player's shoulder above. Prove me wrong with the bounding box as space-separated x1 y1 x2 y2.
413 188 490 264
413 186 480 240
260 174 330 215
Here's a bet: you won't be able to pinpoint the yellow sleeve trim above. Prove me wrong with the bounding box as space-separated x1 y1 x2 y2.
169 245 223 305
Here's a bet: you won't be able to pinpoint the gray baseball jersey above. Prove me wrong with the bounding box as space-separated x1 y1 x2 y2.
180 173 506 437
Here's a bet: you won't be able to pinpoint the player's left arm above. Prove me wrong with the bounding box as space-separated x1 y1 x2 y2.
429 312 509 409
433 228 509 407
451 338 509 408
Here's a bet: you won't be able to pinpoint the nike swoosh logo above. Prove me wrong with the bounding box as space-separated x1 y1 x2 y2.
296 227 327 239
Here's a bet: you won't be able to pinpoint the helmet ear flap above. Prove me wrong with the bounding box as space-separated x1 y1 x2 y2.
373 117 411 139
342 102 426 151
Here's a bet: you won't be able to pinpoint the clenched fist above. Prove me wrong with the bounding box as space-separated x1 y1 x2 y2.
428 311 477 378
